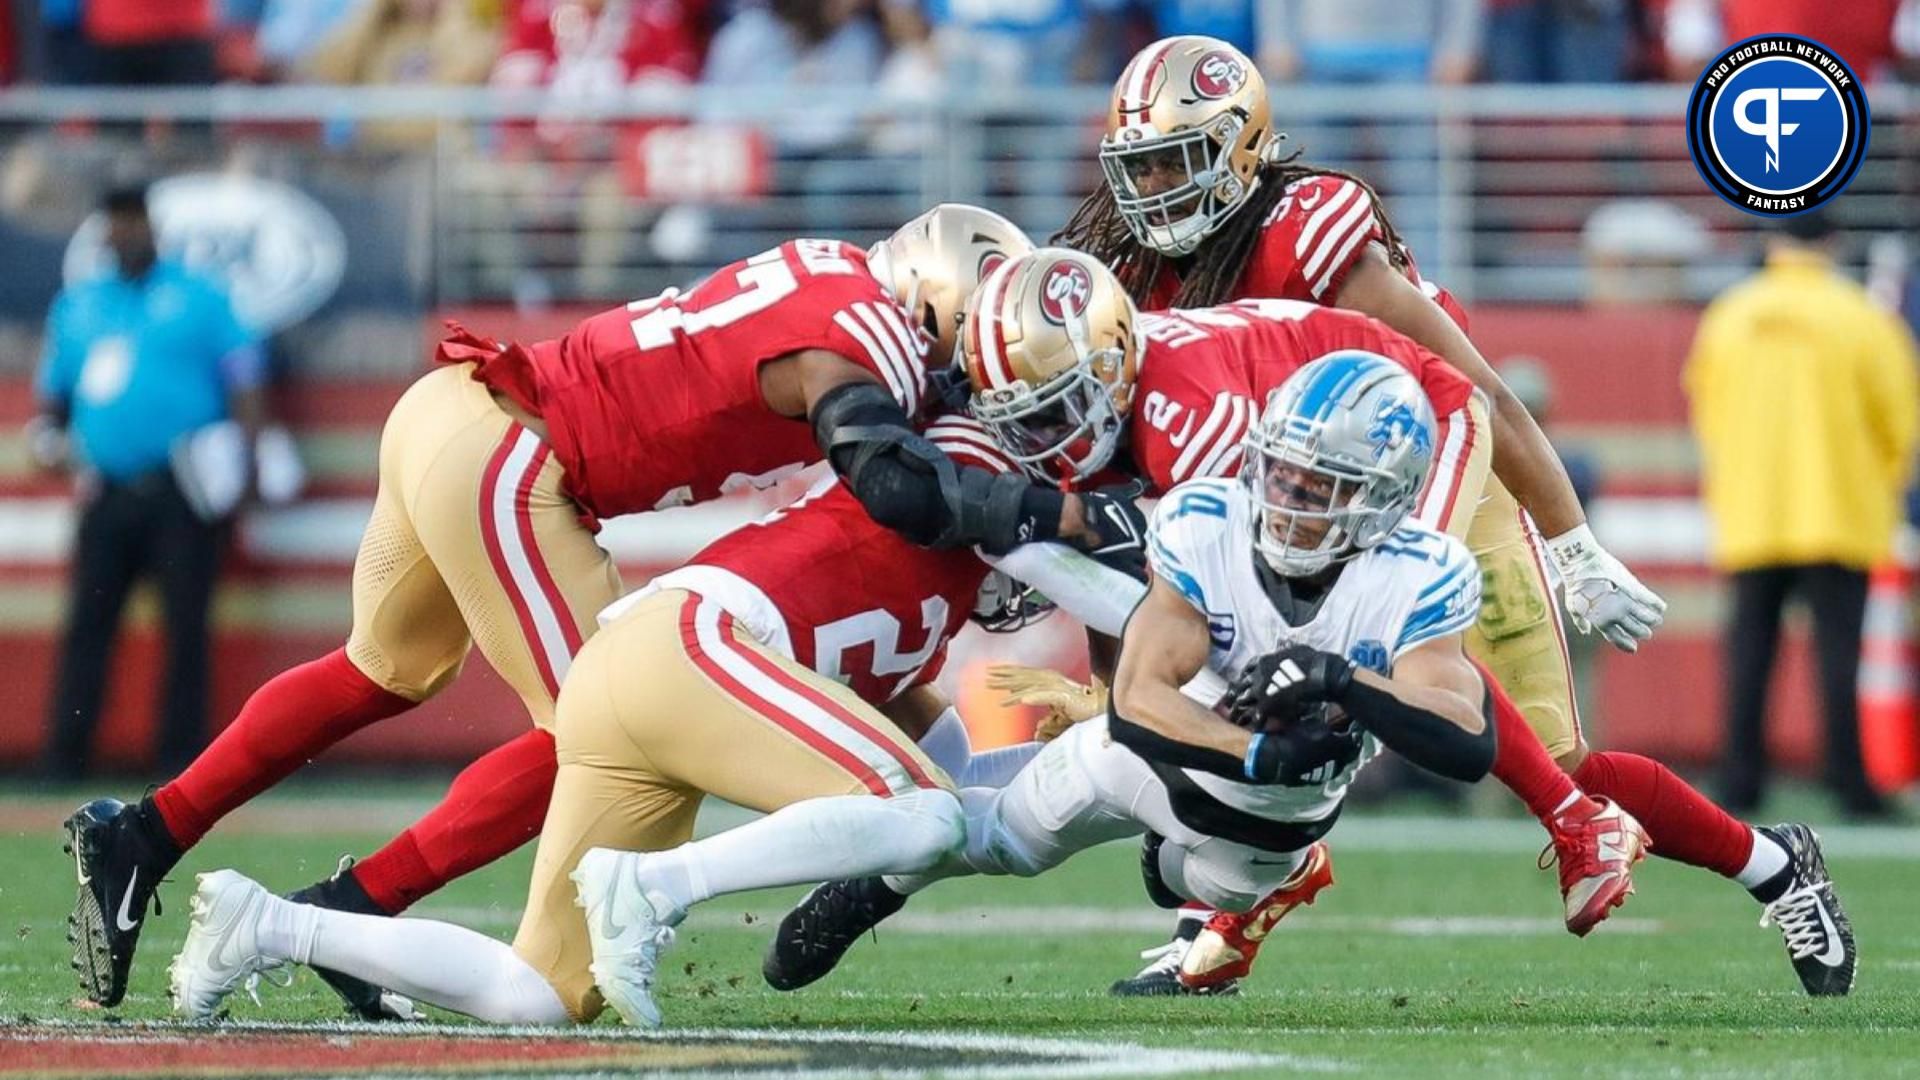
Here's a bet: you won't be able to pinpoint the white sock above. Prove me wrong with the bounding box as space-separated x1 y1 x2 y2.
918 709 972 779
959 742 1041 788
1735 828 1792 890
641 790 963 914
274 900 569 1024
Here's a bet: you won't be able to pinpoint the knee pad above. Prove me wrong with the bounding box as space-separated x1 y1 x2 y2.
1172 845 1272 914
884 788 966 873
957 787 1053 878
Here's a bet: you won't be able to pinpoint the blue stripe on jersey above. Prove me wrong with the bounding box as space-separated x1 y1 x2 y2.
1148 533 1209 609
1398 586 1480 652
1413 559 1476 605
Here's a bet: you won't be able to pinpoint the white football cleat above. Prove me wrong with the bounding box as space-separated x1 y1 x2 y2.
168 870 289 1019
572 848 681 1027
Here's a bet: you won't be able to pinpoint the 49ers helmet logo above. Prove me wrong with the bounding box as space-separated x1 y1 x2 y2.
1191 51 1248 100
1038 260 1093 325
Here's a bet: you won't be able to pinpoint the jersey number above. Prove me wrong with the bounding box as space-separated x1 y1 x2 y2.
627 248 798 349
814 596 949 699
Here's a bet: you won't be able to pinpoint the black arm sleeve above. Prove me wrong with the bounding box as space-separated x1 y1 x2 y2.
1108 702 1250 781
810 381 1062 553
1339 680 1497 782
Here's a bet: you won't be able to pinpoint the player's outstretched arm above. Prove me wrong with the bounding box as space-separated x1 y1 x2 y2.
1108 576 1257 779
1335 249 1666 652
1344 632 1495 782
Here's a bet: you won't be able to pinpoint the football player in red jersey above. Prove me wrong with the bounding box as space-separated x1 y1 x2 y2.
168 418 1136 1027
966 250 1849 998
63 206 1146 1016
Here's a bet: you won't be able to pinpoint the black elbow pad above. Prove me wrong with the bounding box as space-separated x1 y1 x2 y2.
811 381 956 546
811 381 1063 552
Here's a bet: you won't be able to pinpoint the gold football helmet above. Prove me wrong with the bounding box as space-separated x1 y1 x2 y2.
961 248 1141 483
1100 36 1276 256
869 203 1035 368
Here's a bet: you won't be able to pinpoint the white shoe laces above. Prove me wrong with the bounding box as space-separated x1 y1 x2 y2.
182 882 291 1009
1760 882 1834 961
242 965 294 1007
1133 937 1190 978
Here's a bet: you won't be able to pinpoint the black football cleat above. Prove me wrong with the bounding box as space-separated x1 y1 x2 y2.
1757 824 1856 996
762 876 906 991
286 856 420 1021
1107 913 1239 997
63 797 179 1006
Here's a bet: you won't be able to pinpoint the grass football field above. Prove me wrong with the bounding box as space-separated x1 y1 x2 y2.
2 780 1918 1078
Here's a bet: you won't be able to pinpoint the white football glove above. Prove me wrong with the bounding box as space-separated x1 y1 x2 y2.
1544 524 1667 653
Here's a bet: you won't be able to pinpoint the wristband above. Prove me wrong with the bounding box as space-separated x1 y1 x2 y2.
1243 733 1268 782
1543 522 1599 576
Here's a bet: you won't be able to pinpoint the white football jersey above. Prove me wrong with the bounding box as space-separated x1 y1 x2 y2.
1145 477 1482 822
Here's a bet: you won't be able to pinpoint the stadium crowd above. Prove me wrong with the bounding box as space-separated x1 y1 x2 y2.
0 0 1915 91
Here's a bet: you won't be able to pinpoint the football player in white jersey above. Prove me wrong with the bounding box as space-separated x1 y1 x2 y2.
763 350 1505 991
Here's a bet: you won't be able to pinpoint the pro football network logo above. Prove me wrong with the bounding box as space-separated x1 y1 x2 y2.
1685 34 1869 216
1190 51 1247 100
1038 260 1093 325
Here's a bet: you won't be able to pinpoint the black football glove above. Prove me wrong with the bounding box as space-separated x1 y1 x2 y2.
1244 704 1367 786
1227 643 1355 729
1073 481 1149 582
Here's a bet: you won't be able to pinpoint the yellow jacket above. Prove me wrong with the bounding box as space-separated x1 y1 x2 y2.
1686 248 1920 571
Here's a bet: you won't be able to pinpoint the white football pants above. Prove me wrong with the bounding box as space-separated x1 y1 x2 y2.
886 717 1308 912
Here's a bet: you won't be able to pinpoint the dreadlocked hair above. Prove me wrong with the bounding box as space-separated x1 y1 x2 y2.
1052 148 1413 310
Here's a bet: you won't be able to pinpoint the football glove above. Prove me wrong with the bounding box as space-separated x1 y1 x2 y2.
1544 524 1667 653
1074 481 1149 582
1245 704 1366 786
986 665 1108 742
1227 644 1355 729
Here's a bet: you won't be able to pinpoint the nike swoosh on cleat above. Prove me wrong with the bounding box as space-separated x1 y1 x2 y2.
73 838 91 887
115 869 141 932
599 900 631 945
1814 902 1846 967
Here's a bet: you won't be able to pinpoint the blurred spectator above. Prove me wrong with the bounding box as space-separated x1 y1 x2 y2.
1257 0 1483 84
1684 212 1920 819
1126 0 1257 55
479 0 708 300
300 0 499 147
251 0 370 80
1482 0 1633 83
879 0 1127 87
63 0 220 84
1581 199 1709 305
492 0 704 93
702 0 883 153
30 183 264 780
1661 0 1907 82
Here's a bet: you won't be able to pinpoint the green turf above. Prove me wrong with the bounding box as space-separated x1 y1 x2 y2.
3 788 1918 1078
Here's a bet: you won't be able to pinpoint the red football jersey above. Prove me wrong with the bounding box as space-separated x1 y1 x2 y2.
1145 173 1469 332
446 240 928 520
1126 299 1476 494
678 416 1016 704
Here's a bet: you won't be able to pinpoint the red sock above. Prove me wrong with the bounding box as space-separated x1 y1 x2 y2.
1573 750 1753 877
1478 662 1596 826
153 648 413 849
351 728 557 914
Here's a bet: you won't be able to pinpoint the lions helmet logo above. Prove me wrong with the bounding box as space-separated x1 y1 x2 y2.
1191 51 1248 100
1366 399 1432 463
1038 260 1093 325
